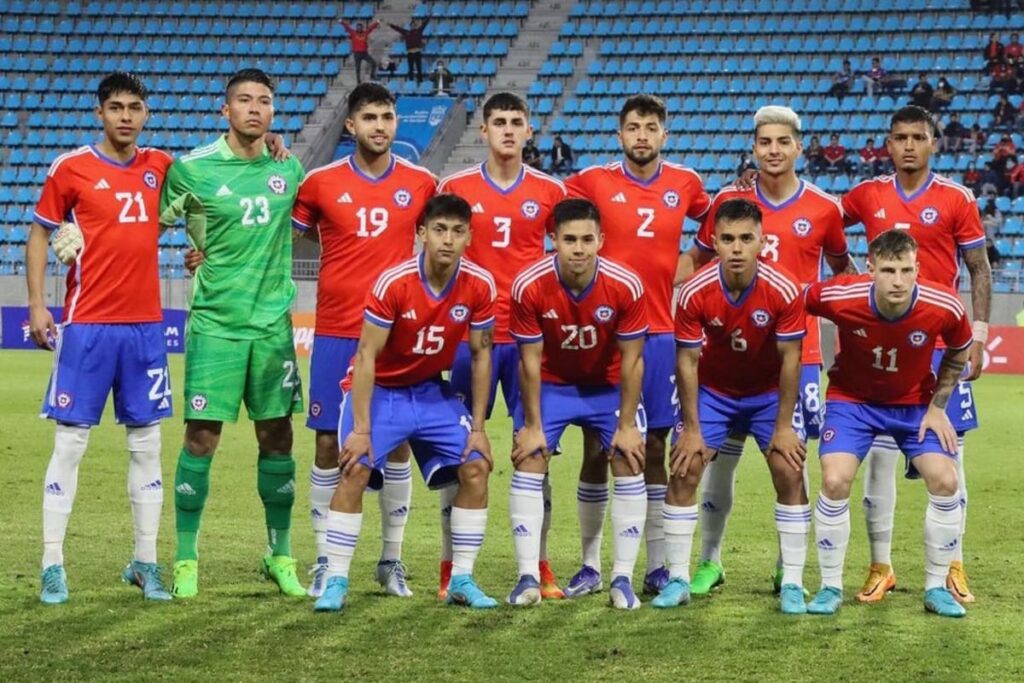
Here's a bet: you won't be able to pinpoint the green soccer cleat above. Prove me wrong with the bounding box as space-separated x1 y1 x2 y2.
690 560 725 596
40 564 69 605
172 559 199 599
924 587 966 618
807 586 843 615
779 584 807 615
262 555 306 597
122 561 172 601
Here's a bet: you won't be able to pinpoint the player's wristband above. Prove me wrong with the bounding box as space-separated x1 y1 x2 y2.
972 321 989 344
471 428 486 433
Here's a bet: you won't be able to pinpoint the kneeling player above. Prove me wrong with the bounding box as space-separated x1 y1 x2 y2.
508 198 648 609
661 198 810 614
805 230 971 618
315 194 499 611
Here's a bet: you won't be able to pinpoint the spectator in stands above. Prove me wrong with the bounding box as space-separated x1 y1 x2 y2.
982 200 1004 239
736 152 757 176
939 112 966 153
827 60 855 101
980 161 1003 196
931 76 957 111
1012 55 1024 94
523 135 542 169
1010 158 1024 198
969 122 987 155
1007 32 1023 61
987 237 1002 268
550 134 574 175
909 72 934 109
823 133 850 175
994 93 1017 129
432 59 455 95
994 133 1017 163
341 18 380 84
858 137 882 176
874 137 892 173
805 134 826 175
380 57 397 77
862 57 905 97
964 161 982 195
984 32 1005 69
389 17 430 83
990 58 1016 92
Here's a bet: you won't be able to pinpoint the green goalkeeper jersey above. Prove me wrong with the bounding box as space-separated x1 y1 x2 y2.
160 135 304 339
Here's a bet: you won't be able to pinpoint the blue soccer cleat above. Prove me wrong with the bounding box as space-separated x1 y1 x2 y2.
779 583 807 615
446 575 498 609
807 586 843 615
375 559 413 598
307 556 328 598
122 561 172 601
609 576 642 610
507 574 542 606
40 564 69 605
565 565 603 598
924 587 966 618
643 566 670 596
314 576 349 612
651 577 691 609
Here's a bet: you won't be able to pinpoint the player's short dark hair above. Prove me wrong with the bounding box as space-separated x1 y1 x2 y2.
347 82 396 117
619 94 667 125
714 198 762 230
553 198 601 233
890 105 939 138
97 72 148 104
422 193 472 226
869 230 918 261
483 92 529 121
226 68 275 99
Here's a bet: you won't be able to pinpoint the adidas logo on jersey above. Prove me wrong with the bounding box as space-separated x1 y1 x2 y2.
158 397 170 410
853 328 868 338
611 192 627 203
44 482 64 496
337 192 353 203
471 202 485 214
874 208 886 219
276 480 296 495
543 309 559 319
93 178 110 190
216 185 232 197
619 525 641 538
402 310 418 320
141 479 163 491
175 482 197 496
512 524 531 537
709 317 724 327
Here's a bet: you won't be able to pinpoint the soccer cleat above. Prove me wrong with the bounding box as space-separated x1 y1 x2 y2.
946 561 975 604
651 577 691 608
122 561 172 601
773 568 811 598
807 586 843 615
565 565 603 598
375 559 413 597
538 560 564 599
779 584 807 615
40 564 69 605
924 587 966 618
438 559 452 601
261 555 306 597
855 563 897 603
307 556 328 598
643 566 670 596
507 575 542 606
172 559 199 599
609 576 642 610
446 575 498 609
690 560 725 596
314 576 349 612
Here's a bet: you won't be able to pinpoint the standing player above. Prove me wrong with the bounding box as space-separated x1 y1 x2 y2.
437 92 567 599
507 199 649 609
564 94 711 596
660 199 809 613
805 230 972 618
314 194 499 612
681 105 854 596
159 68 306 598
27 72 172 603
292 83 437 598
841 106 991 604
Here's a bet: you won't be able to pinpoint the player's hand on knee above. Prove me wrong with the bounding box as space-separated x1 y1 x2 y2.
610 426 645 475
464 430 493 471
339 432 372 474
28 304 57 350
919 406 958 455
511 426 548 466
768 427 806 471
670 431 705 478
184 248 205 274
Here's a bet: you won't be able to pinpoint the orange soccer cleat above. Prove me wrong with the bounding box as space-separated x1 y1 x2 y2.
946 561 976 604
539 560 565 600
438 560 452 601
855 563 897 603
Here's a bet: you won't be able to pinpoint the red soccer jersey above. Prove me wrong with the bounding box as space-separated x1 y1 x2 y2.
509 255 648 385
566 160 711 333
33 145 171 323
695 180 848 365
805 274 973 405
437 163 566 344
675 259 806 397
364 253 496 387
292 154 437 338
842 173 986 290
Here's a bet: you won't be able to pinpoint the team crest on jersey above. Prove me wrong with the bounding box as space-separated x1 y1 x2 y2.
450 304 470 323
310 402 322 418
662 190 680 208
142 170 158 190
907 330 929 347
822 427 837 443
267 175 288 195
751 309 772 327
56 391 72 409
594 305 615 323
521 200 540 219
919 206 939 225
393 188 412 208
190 394 208 412
792 217 812 237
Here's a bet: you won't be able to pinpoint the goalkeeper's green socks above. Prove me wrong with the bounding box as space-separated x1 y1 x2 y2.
174 448 212 562
257 452 296 557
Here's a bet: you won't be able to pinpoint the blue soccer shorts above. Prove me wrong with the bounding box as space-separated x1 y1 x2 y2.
307 334 359 431
674 386 788 454
641 333 678 430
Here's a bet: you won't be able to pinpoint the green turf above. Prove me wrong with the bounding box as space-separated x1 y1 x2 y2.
1 349 1022 682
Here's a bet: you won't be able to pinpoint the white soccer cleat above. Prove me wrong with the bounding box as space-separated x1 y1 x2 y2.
52 221 83 265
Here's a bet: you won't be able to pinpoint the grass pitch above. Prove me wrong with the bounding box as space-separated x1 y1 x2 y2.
0 350 1022 682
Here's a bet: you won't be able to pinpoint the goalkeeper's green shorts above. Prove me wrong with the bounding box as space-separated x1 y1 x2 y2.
183 314 303 423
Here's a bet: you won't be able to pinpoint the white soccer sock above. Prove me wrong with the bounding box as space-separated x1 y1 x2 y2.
325 510 362 580
663 504 699 581
862 437 899 566
577 481 608 572
450 506 487 577
610 474 646 580
42 424 90 568
924 492 963 590
540 474 552 563
775 503 811 588
644 484 667 574
379 462 412 562
814 495 850 591
309 465 340 561
955 436 967 563
699 437 742 563
439 484 457 562
509 472 545 579
126 425 163 564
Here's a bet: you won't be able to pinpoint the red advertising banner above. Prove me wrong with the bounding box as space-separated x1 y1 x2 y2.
982 326 1024 375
